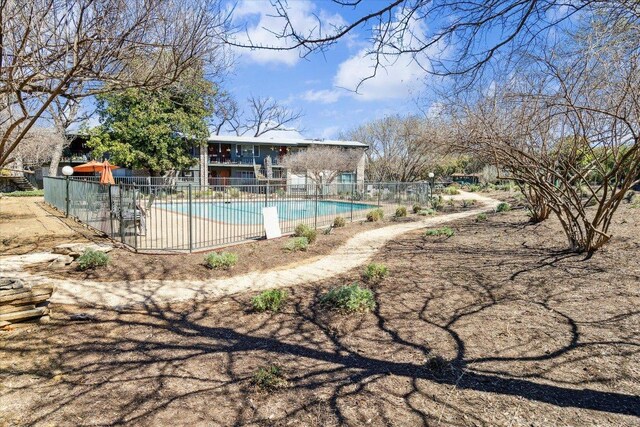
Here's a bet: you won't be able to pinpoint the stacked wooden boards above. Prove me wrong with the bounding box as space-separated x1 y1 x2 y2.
0 278 54 329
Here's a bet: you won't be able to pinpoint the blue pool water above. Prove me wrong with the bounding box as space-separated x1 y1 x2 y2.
163 200 376 224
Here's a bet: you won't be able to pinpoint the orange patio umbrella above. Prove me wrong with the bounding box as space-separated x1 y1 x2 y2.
72 160 105 173
99 160 118 185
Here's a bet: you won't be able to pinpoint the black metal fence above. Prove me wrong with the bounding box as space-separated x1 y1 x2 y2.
44 177 434 253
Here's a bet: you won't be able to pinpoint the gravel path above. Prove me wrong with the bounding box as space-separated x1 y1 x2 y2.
0 192 500 308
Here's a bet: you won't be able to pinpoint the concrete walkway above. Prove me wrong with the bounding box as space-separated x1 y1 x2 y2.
0 192 500 308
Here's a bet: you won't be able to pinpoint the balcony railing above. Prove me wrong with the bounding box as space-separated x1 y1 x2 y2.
208 156 282 166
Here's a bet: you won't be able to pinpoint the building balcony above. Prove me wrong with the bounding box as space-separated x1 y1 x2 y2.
207 156 283 166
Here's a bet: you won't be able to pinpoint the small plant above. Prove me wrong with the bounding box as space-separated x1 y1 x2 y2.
320 283 376 312
395 206 407 218
225 187 240 198
424 227 455 237
363 263 388 283
276 188 287 198
2 189 45 197
205 251 238 269
412 204 422 214
496 202 512 213
294 223 317 244
430 195 444 211
462 199 477 208
476 212 488 222
333 216 346 227
284 236 309 252
467 184 481 192
76 249 109 271
252 365 288 391
444 186 460 195
417 209 435 216
252 289 287 313
366 208 384 222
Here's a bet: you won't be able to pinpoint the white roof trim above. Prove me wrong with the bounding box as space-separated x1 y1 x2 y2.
208 134 367 148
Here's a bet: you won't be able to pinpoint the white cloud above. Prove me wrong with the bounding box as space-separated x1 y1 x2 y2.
320 126 340 139
232 0 345 66
333 51 426 101
301 89 343 104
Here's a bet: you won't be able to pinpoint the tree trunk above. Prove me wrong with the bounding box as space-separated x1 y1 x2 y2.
48 138 66 177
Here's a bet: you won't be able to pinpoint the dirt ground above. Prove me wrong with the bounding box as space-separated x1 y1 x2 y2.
0 196 94 255
23 203 480 283
1 199 638 426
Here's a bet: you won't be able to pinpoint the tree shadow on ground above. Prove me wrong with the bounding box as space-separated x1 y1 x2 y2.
1 211 639 425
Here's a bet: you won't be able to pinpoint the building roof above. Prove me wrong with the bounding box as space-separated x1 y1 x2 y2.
208 134 367 148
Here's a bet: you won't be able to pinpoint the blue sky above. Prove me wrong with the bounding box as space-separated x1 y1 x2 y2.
225 0 433 139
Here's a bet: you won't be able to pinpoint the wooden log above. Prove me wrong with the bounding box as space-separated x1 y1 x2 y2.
0 287 33 297
0 285 54 304
0 306 49 323
3 293 52 307
0 304 36 314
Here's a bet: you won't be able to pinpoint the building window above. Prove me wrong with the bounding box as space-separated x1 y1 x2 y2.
239 171 255 179
237 145 260 157
339 172 355 183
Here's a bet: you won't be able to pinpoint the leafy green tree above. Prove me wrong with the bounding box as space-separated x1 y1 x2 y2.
88 69 216 176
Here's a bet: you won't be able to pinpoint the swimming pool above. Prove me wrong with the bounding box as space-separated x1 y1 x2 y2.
162 199 377 224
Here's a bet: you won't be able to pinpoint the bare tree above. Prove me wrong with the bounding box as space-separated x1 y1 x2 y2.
240 96 302 137
343 115 447 181
0 0 227 168
7 127 64 174
228 1 639 89
211 94 303 137
47 90 87 177
456 18 640 252
281 146 363 185
211 92 241 135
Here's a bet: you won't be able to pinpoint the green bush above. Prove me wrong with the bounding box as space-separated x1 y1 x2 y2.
193 189 213 198
204 251 238 269
284 236 309 252
252 365 288 391
1 189 45 197
366 208 384 222
395 206 407 218
424 227 455 237
476 212 488 222
225 188 240 198
76 249 109 271
467 184 481 192
462 199 477 208
430 195 444 211
443 186 460 195
363 263 388 283
417 209 435 216
252 289 288 313
412 204 422 214
333 216 346 228
496 202 512 213
320 283 376 312
294 223 317 244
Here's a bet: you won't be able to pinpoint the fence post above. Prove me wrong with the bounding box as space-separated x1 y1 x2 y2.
108 184 114 238
377 182 381 207
188 184 193 253
132 187 138 252
119 184 124 244
314 182 318 229
350 182 354 222
65 176 70 217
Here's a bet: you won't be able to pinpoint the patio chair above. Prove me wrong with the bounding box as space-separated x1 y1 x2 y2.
110 186 146 235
